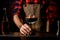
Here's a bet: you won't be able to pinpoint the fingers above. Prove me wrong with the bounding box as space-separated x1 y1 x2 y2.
20 24 31 36
24 24 31 31
23 26 30 33
20 29 26 36
24 24 31 35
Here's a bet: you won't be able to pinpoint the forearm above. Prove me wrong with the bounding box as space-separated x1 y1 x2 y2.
13 14 23 29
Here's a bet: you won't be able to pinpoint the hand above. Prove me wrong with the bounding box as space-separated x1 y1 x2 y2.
20 24 31 36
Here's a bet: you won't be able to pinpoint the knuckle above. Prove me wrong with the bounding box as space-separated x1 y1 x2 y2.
21 32 24 34
24 24 28 26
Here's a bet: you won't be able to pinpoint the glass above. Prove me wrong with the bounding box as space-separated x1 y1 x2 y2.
23 4 40 36
23 4 38 25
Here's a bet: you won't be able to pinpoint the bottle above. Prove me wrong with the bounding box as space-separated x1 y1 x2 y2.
1 8 10 35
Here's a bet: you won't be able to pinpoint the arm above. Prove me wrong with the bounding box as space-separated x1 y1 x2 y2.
12 0 23 29
13 14 23 29
13 14 31 36
12 0 31 36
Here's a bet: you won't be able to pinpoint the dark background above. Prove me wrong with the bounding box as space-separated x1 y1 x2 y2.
0 0 59 33
0 0 59 39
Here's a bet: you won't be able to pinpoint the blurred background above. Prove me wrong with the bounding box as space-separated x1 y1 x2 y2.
0 0 59 40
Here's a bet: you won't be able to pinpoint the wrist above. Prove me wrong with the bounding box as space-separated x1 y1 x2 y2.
18 23 23 29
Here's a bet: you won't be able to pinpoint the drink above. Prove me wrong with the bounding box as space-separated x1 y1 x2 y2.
25 18 37 25
25 18 38 36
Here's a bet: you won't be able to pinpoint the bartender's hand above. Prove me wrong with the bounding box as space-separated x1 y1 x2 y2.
20 24 31 36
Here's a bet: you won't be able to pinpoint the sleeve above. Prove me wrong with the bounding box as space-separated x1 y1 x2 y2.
10 0 22 15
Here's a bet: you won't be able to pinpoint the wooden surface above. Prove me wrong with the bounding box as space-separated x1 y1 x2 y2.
0 32 56 37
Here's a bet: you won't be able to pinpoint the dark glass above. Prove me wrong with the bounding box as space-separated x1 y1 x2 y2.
25 18 37 25
1 8 10 34
25 18 38 36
